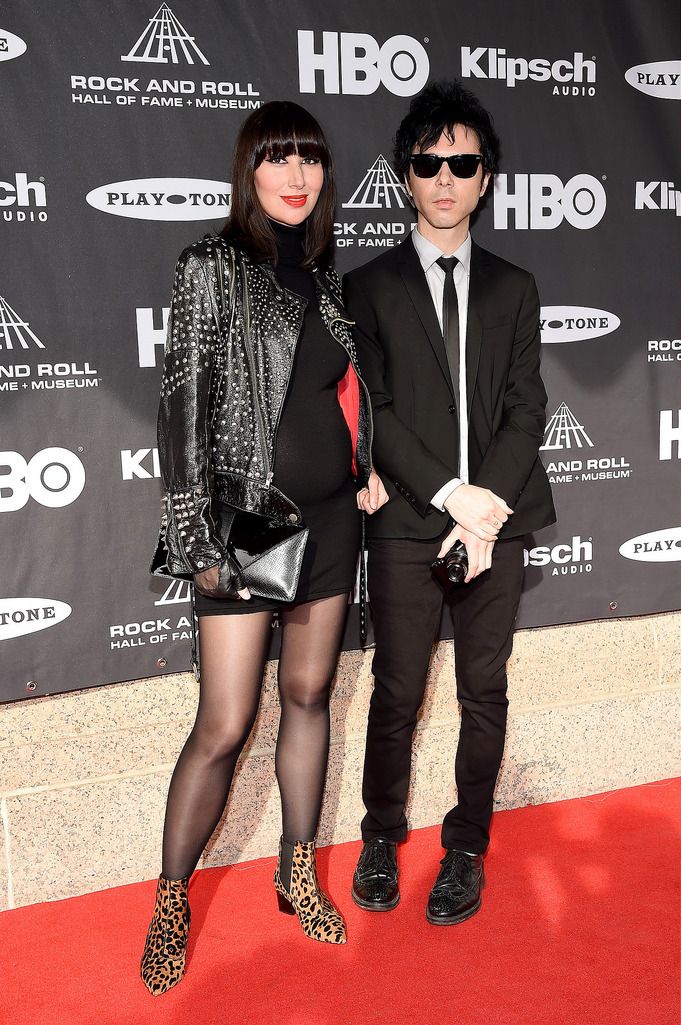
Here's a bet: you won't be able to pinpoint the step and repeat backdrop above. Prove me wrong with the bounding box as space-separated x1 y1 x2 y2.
1 1 679 702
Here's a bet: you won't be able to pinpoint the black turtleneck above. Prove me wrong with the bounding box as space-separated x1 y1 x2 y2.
269 218 317 303
266 218 353 512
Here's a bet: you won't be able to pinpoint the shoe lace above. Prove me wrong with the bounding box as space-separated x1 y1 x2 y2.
359 840 395 881
432 851 474 895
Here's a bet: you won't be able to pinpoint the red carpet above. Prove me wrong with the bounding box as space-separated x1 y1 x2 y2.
2 779 679 1025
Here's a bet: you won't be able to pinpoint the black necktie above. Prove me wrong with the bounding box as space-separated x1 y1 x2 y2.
436 255 460 402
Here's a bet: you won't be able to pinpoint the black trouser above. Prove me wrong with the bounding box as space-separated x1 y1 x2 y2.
361 534 525 855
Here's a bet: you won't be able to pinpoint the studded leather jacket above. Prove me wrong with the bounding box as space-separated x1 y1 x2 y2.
150 235 373 580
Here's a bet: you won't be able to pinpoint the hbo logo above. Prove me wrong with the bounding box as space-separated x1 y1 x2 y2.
0 448 85 510
494 173 607 229
298 30 429 96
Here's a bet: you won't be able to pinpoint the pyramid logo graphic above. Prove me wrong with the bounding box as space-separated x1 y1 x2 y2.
154 578 192 606
342 155 409 209
541 402 594 451
122 3 209 65
0 296 45 351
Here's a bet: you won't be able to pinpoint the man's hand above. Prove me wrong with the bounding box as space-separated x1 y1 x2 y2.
437 524 495 583
443 484 512 541
357 468 390 514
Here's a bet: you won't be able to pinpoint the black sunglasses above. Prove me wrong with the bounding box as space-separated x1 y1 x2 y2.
409 153 483 179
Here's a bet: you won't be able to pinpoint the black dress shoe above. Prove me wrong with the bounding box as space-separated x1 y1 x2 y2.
351 838 399 911
426 849 485 925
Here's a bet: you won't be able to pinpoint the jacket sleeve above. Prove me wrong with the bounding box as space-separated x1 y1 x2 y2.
471 273 548 505
156 246 227 575
344 271 456 516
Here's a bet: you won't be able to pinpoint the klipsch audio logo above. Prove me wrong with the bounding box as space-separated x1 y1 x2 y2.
461 46 596 96
121 448 160 480
0 28 26 62
86 178 231 220
635 180 681 217
0 448 85 511
0 173 48 223
0 295 100 393
625 61 681 100
0 598 72 640
541 402 631 485
659 410 681 460
494 174 606 229
540 306 620 343
122 3 209 65
298 30 429 96
336 155 410 250
619 527 681 562
70 3 261 111
524 535 593 576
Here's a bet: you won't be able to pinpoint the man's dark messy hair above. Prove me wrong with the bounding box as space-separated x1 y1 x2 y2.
393 80 500 181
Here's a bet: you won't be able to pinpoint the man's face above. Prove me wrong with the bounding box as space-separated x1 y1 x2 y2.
405 125 490 238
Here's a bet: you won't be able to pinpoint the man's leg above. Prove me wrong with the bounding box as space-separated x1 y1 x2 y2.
442 536 526 853
361 536 444 842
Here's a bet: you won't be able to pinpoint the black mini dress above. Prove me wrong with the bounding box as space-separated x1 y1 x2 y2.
194 222 361 616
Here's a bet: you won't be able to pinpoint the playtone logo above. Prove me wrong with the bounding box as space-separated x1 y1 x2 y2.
0 173 48 223
86 178 231 220
625 60 681 100
122 3 209 65
0 598 72 640
298 30 429 96
494 174 606 229
461 46 596 95
619 527 681 562
0 28 26 62
524 536 593 575
540 306 619 343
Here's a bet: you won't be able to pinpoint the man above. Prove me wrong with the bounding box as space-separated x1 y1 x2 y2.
344 80 555 925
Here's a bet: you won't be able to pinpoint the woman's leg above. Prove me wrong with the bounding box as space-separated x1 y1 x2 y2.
161 610 273 880
275 593 350 885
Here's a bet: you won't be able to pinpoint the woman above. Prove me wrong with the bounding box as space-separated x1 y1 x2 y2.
143 101 387 995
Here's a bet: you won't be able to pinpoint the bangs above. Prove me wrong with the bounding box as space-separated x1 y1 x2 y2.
416 121 479 153
252 102 329 165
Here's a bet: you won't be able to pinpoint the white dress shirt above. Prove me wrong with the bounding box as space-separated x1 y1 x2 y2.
410 227 471 510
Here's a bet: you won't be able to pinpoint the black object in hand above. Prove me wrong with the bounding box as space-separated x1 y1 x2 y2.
431 540 469 591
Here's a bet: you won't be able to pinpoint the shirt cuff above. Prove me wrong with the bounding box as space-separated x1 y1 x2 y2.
431 477 463 511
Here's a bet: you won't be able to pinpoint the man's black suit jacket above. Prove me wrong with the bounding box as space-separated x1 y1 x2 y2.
344 234 556 541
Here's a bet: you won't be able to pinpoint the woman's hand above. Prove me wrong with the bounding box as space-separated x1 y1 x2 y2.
193 560 251 600
357 469 390 514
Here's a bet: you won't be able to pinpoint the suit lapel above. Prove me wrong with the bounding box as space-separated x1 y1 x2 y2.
397 237 454 397
466 242 485 416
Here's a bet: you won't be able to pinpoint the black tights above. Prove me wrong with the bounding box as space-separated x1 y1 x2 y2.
160 593 349 883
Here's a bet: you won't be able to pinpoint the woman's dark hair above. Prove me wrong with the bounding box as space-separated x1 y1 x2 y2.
221 101 336 268
393 80 500 181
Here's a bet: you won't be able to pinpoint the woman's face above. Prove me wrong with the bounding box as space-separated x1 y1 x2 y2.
254 152 325 225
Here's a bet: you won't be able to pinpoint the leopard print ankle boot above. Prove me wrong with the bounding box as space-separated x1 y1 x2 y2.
140 874 191 995
274 839 346 944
